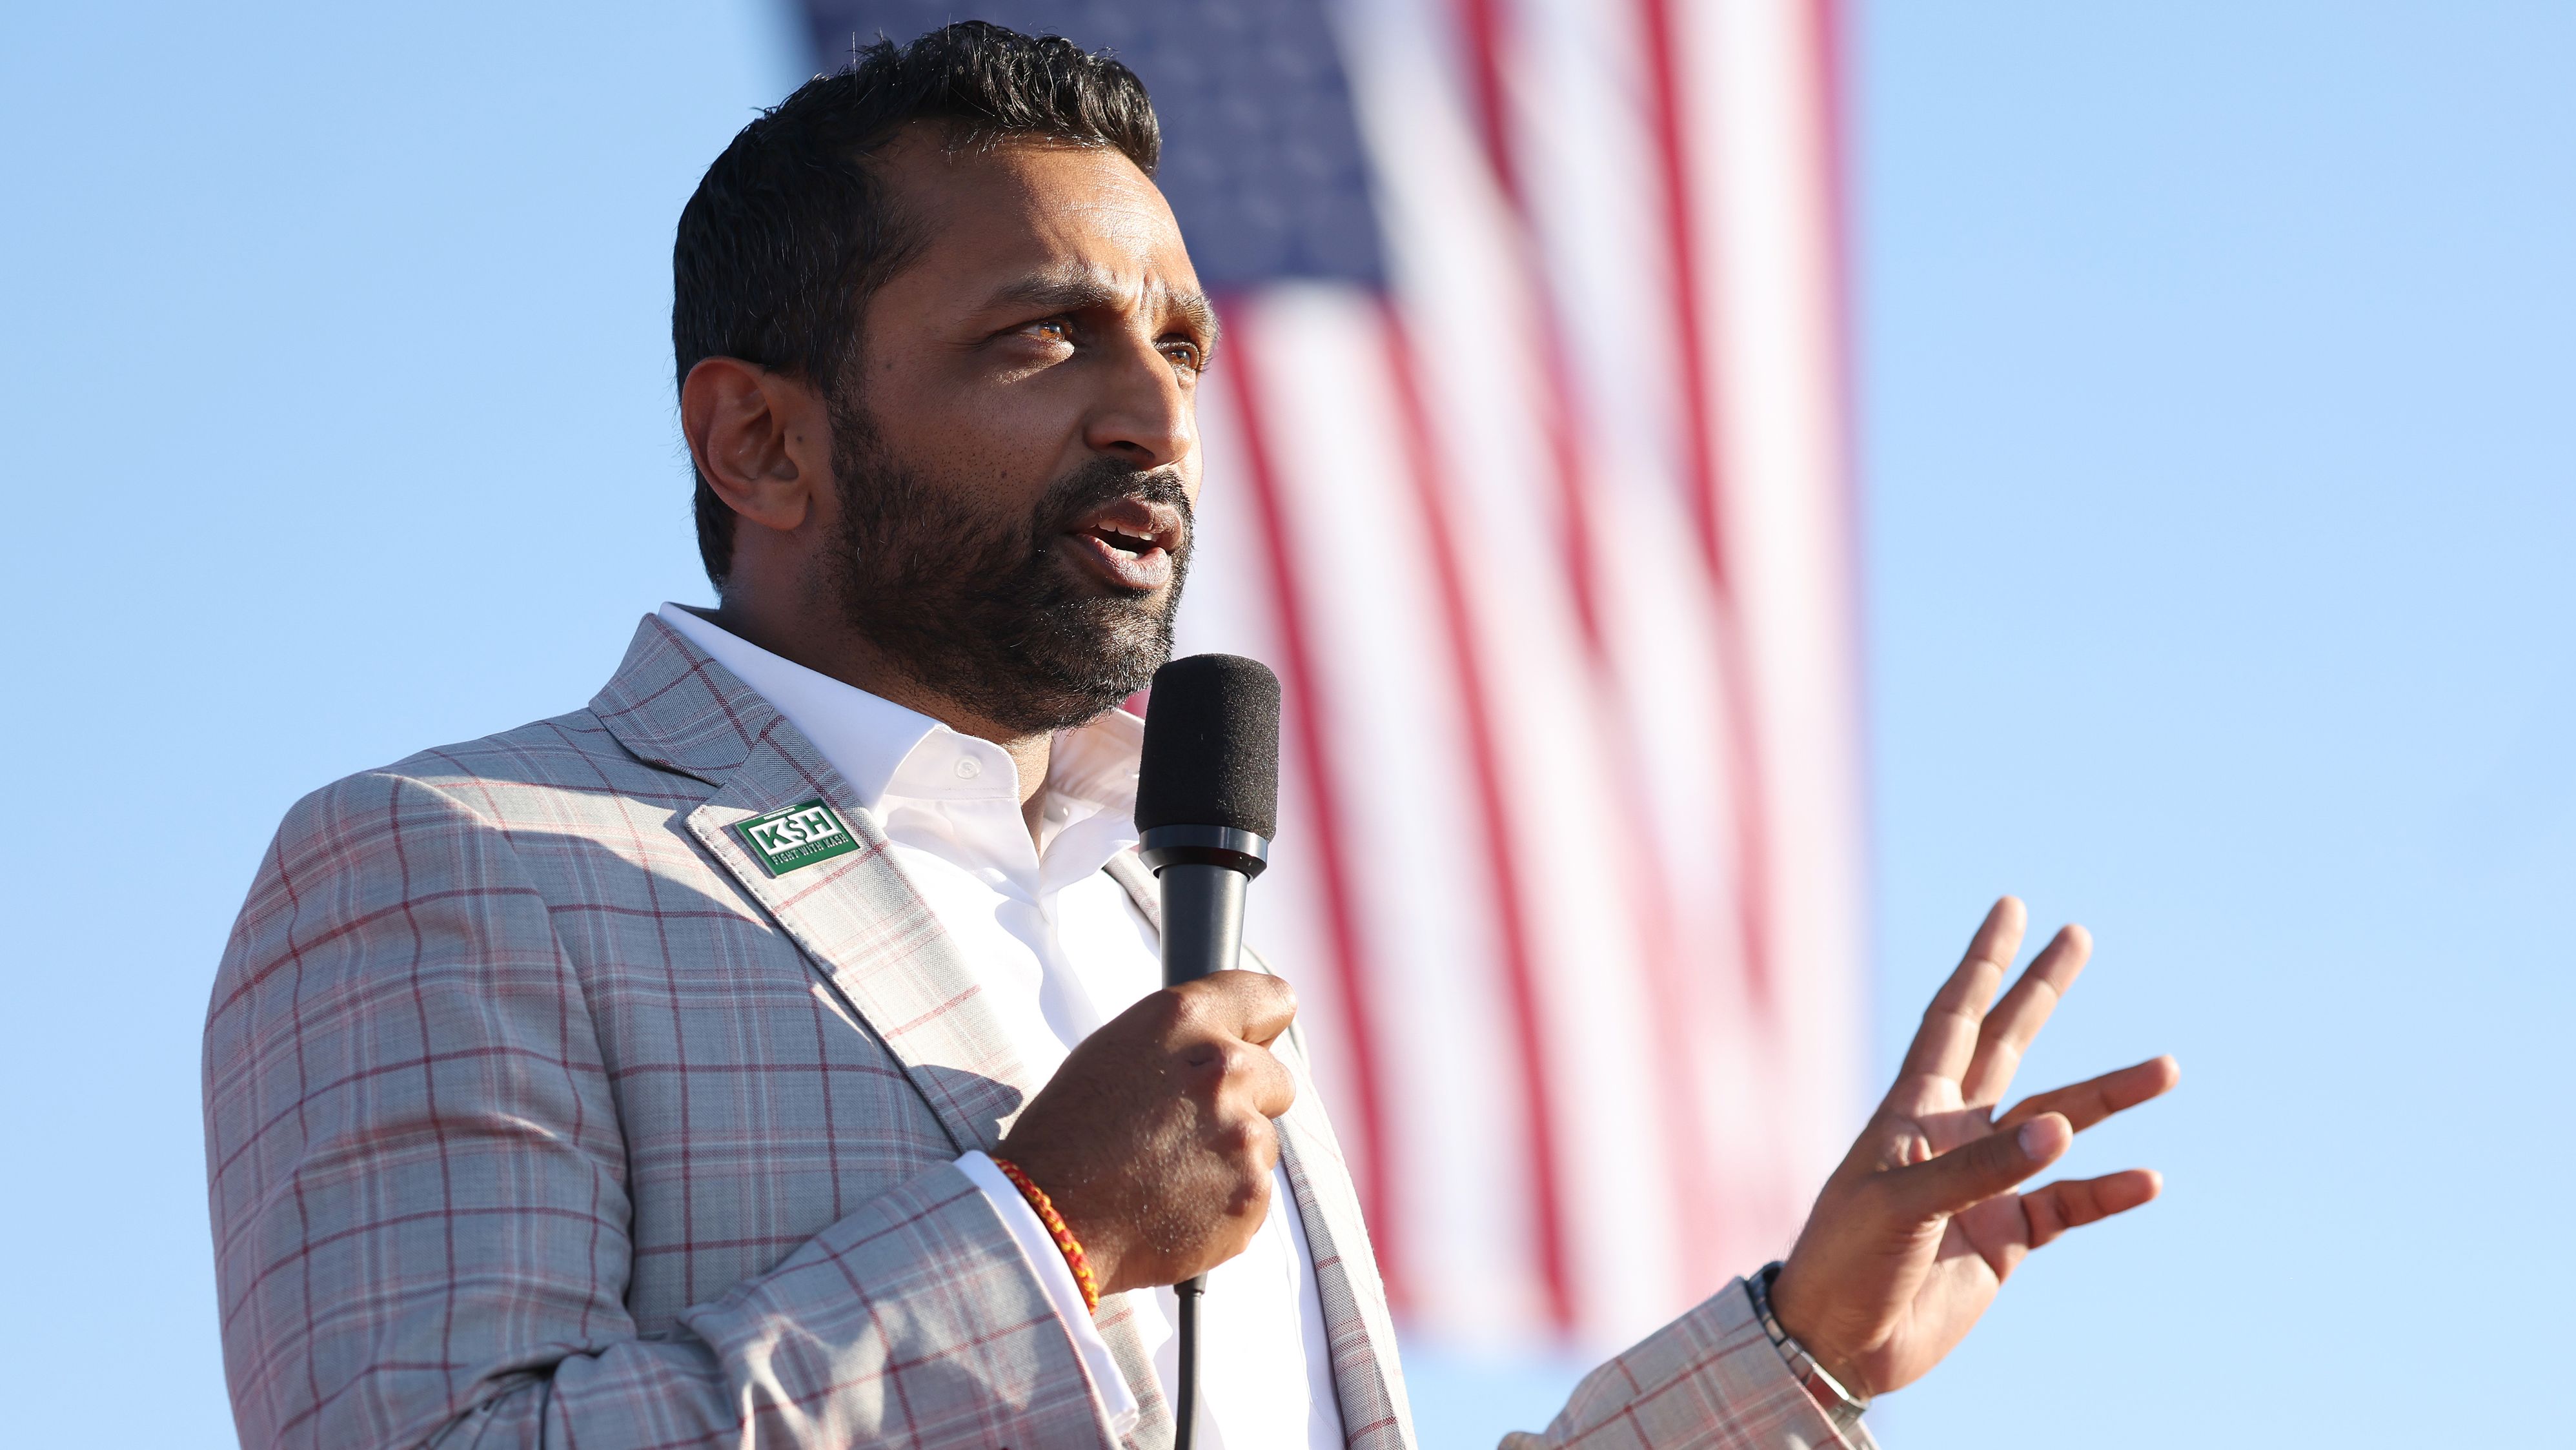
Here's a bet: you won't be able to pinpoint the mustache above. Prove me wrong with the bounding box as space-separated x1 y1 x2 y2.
1032 458 1194 547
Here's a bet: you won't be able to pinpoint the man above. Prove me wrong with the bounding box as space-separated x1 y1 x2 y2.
203 23 2177 1449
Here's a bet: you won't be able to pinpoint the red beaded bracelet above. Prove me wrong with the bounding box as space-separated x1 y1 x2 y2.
990 1157 1102 1314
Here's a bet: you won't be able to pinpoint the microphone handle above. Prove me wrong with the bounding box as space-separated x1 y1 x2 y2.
1156 859 1248 1450
1159 861 1248 988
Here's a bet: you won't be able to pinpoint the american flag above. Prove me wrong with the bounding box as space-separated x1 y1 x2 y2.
799 0 1865 1354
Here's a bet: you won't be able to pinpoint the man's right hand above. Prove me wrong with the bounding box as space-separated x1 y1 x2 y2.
996 970 1299 1296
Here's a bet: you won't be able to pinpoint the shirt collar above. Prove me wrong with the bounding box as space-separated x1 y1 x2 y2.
654 602 1142 821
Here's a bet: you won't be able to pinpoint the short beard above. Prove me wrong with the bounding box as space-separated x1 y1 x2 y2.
821 396 1192 736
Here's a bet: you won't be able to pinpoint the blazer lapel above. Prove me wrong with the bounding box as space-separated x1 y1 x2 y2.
589 615 1040 1156
1102 852 1415 1449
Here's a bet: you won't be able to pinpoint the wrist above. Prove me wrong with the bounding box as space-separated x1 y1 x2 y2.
991 1138 1135 1294
990 1156 1107 1311
1754 1260 1873 1419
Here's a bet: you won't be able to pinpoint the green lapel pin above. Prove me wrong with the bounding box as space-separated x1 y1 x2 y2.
736 799 863 875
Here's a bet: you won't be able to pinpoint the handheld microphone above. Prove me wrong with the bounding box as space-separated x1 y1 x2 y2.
1132 653 1281 1450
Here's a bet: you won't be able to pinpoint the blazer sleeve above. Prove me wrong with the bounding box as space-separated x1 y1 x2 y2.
202 770 1115 1450
1497 1281 1880 1450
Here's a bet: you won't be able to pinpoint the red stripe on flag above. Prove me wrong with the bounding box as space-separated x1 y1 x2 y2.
1638 0 1729 595
1455 0 1520 206
1452 0 1603 648
1810 0 1867 662
1377 302 1572 1330
1451 0 1732 1289
1213 304 1402 1309
1638 0 1780 1012
1812 0 1855 469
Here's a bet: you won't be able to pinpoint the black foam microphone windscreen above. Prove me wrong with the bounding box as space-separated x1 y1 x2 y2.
1135 654 1281 839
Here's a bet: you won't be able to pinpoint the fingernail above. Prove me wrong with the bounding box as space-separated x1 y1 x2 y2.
2018 1119 2060 1159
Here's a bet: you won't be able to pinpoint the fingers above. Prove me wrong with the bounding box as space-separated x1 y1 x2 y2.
1171 970 1300 1047
1958 924 2091 1107
1223 1037 1299 1121
1181 1155 1279 1280
2021 1169 2163 1250
1165 972 1300 1119
1894 897 2025 1087
1889 1109 2070 1220
1996 1055 2180 1134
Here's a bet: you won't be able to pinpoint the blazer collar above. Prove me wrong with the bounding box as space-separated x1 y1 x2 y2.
587 612 784 785
589 613 1042 1157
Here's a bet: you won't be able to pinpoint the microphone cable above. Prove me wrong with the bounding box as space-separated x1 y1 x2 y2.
1173 1274 1203 1450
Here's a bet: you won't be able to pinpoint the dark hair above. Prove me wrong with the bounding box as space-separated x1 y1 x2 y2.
671 21 1161 588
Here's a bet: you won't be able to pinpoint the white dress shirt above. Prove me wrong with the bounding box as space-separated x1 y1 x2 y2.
659 604 1342 1450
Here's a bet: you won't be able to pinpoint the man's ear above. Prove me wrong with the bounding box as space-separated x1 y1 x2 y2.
679 356 833 535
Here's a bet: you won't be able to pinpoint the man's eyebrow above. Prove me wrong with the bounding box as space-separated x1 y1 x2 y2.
1167 289 1222 352
983 269 1222 348
986 270 1123 315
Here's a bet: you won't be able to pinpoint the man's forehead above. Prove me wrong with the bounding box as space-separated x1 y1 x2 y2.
887 134 1196 275
861 146 1204 336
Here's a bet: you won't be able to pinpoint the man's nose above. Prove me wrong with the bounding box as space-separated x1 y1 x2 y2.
1083 332 1194 470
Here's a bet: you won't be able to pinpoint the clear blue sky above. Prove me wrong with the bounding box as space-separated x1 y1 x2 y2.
2 3 2567 1447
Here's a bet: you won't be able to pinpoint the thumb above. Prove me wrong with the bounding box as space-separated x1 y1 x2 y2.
1893 1112 2071 1219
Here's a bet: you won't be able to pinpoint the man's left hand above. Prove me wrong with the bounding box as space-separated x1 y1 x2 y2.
1769 897 2179 1399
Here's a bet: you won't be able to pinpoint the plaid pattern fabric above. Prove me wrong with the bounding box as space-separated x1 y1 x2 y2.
1498 1285 1878 1450
205 615 1868 1449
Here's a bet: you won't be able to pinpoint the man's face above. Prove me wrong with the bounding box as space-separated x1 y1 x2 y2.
824 133 1213 735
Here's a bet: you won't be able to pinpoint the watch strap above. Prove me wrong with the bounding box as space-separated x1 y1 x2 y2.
1747 1261 1871 1432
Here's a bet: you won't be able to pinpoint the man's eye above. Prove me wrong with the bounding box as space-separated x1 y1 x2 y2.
1024 319 1073 343
1162 341 1203 371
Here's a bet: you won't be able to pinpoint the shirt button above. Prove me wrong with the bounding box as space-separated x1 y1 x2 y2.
954 757 982 780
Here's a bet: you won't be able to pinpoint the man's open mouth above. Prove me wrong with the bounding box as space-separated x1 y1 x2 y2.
1062 496 1184 591
1083 524 1161 557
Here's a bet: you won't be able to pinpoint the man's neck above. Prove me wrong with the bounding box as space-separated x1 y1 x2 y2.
696 600 1055 815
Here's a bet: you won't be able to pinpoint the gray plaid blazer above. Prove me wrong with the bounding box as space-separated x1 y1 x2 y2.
204 615 1872 1450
